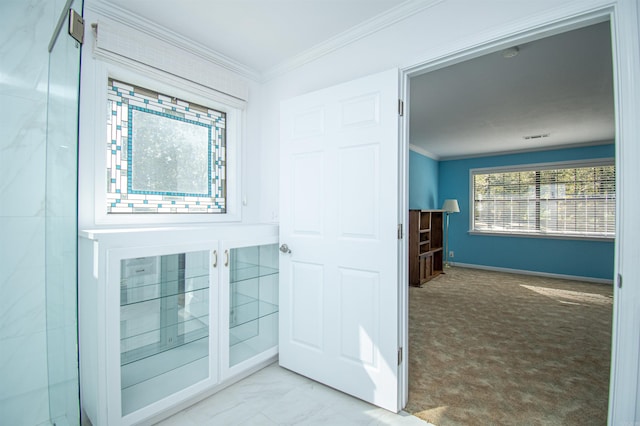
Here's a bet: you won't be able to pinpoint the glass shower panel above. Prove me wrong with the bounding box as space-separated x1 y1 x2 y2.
45 1 82 424
120 250 210 415
229 244 279 367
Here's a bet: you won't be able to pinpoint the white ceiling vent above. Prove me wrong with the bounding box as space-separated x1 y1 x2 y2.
523 133 550 140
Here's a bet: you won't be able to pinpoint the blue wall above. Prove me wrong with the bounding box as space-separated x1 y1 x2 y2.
434 144 615 280
409 149 439 209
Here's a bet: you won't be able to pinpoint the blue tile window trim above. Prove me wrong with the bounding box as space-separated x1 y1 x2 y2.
107 78 226 214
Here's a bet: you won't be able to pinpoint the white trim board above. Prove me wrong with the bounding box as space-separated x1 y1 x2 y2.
262 0 444 81
438 140 615 162
409 144 439 160
451 262 614 285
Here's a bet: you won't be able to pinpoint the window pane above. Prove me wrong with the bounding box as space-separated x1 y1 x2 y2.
131 109 209 195
473 163 615 238
106 79 227 214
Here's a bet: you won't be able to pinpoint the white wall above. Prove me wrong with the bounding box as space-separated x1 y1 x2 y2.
239 79 266 224
78 4 267 228
5 0 634 423
0 0 56 424
257 0 616 222
258 0 640 423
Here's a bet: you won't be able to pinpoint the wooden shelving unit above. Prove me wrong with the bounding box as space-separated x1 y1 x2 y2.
408 209 444 287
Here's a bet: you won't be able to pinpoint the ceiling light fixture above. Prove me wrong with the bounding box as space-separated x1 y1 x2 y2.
502 46 520 58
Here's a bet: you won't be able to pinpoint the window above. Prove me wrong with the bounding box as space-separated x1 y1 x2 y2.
106 79 226 214
472 161 615 238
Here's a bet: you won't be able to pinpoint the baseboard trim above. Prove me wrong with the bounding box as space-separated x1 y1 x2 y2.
451 262 613 285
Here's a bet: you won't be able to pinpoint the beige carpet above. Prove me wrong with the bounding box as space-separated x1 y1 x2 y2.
405 267 612 425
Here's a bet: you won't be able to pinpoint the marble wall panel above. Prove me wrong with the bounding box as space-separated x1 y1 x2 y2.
0 0 56 424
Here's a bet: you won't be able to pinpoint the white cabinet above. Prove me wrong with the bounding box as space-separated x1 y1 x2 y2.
79 226 278 425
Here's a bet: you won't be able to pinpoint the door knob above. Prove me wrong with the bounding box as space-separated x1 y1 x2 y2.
279 244 292 254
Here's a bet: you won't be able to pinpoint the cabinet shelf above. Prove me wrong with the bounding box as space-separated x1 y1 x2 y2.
120 335 209 413
422 247 443 254
120 271 209 306
121 315 209 365
230 261 278 284
120 289 209 342
120 282 209 307
120 328 209 376
230 293 278 332
121 265 209 289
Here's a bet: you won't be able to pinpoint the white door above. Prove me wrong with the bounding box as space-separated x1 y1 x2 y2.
279 69 401 412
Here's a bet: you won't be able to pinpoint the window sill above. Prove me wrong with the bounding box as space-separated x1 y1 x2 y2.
468 230 614 242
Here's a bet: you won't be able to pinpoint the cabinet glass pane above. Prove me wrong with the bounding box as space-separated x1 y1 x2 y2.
229 244 278 367
120 251 209 415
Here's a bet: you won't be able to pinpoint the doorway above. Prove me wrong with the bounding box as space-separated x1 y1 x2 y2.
402 18 616 424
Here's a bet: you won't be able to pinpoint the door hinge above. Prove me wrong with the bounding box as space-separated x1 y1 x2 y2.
398 99 404 117
68 8 84 44
397 223 403 239
398 347 403 365
617 273 622 289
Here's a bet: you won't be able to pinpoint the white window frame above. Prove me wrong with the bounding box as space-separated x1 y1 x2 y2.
90 61 244 226
469 158 615 241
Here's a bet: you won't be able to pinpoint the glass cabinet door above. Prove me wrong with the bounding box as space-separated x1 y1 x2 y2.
228 243 279 368
119 250 210 415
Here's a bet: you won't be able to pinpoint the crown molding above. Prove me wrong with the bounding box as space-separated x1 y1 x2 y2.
409 144 440 160
86 0 262 82
410 139 614 162
261 0 445 82
438 139 614 161
86 0 445 83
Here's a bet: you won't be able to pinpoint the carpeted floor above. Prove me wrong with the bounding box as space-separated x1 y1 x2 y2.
405 267 612 426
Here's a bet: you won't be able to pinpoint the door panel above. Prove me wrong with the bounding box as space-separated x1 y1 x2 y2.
292 153 324 235
290 262 324 350
338 267 379 367
279 68 400 412
339 144 379 239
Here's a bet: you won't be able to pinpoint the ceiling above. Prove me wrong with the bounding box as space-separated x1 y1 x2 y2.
410 21 615 159
103 0 408 73
98 2 614 160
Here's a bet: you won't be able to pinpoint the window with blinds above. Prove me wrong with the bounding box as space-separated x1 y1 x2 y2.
472 161 615 238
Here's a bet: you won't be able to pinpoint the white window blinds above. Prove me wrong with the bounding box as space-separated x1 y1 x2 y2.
94 19 249 102
472 161 615 238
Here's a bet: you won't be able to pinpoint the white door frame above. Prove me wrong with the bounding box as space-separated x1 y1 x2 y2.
397 1 640 422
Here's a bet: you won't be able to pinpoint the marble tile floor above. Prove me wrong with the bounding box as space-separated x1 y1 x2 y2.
157 362 432 426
